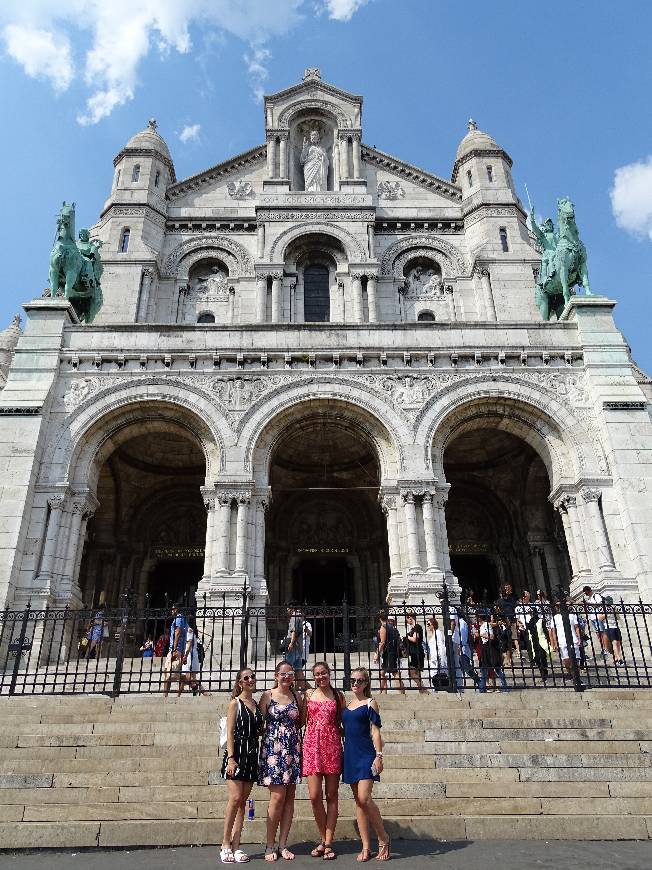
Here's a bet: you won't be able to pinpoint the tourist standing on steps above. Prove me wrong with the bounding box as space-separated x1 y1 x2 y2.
220 668 263 864
425 617 448 690
303 662 344 860
342 667 391 862
494 583 518 666
582 585 610 658
284 604 305 689
450 608 480 691
552 602 582 674
163 603 187 698
258 662 304 861
374 611 405 694
477 613 509 693
404 612 427 693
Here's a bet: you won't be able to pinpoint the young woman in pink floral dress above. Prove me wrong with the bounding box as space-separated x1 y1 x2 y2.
302 661 344 860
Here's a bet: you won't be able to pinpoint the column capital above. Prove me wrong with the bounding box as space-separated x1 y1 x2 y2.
581 487 601 503
47 494 67 510
401 491 416 505
379 492 397 513
555 493 577 512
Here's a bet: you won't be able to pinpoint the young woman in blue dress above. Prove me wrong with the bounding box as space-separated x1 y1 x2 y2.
342 667 391 862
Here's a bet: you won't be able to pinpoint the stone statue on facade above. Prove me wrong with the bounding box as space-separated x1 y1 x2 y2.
530 197 592 321
195 265 228 297
300 130 329 191
48 202 103 323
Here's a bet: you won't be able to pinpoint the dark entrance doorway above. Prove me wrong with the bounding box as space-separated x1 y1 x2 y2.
303 265 330 322
148 558 203 608
293 557 352 654
450 554 499 604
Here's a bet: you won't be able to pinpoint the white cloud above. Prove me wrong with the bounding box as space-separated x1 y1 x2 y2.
0 1 368 123
611 156 652 241
3 23 73 92
179 123 201 143
322 0 369 21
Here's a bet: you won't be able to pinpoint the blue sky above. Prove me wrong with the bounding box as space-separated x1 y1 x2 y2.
1 0 651 372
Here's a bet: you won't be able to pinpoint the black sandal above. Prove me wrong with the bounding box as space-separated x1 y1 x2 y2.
311 843 326 858
323 846 337 860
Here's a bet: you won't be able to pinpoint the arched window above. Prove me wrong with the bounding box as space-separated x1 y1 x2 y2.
486 165 494 182
197 312 215 324
303 264 330 322
466 169 473 188
499 226 509 252
417 310 436 322
132 164 140 183
154 170 160 187
119 228 130 253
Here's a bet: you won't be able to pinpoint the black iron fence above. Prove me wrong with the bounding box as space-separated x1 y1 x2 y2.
1 586 651 696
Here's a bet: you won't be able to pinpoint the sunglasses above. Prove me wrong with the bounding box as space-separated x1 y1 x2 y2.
314 672 329 678
350 677 367 685
241 675 256 682
279 671 294 678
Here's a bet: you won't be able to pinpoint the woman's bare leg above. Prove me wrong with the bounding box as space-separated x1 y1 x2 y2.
307 774 326 844
231 781 254 853
356 780 389 845
351 782 371 855
278 784 296 857
324 774 340 846
266 785 285 857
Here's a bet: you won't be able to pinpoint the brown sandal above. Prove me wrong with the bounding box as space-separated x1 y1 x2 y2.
357 849 372 863
376 839 391 862
323 846 336 861
311 843 326 858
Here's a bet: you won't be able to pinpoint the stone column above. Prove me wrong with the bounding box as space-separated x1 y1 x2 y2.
557 495 590 578
254 499 268 595
339 135 350 179
38 495 66 586
555 499 579 577
201 492 217 581
351 273 364 323
215 496 232 575
332 138 340 188
531 546 547 592
421 492 440 572
367 225 375 259
266 135 277 178
296 275 304 323
228 287 236 325
271 273 283 323
352 133 362 178
473 270 486 319
581 488 617 571
235 496 250 575
480 269 497 321
137 267 153 322
256 224 265 258
279 134 288 178
60 499 89 599
434 492 452 576
367 275 378 323
256 275 267 323
381 495 401 578
402 491 422 573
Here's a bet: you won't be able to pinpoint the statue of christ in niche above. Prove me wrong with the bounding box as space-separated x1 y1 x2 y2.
300 129 329 191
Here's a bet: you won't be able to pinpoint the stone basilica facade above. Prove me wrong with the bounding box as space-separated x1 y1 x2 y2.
1 68 651 613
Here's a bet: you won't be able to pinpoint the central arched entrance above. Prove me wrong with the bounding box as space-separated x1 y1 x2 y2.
265 413 390 615
442 426 570 603
77 419 207 609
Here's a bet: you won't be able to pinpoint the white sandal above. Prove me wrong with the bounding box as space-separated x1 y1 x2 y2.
233 851 250 863
221 847 235 863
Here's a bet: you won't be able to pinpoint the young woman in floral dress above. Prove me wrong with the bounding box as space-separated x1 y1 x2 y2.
302 661 344 860
258 661 304 861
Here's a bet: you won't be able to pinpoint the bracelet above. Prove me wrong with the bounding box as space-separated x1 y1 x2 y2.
375 752 383 757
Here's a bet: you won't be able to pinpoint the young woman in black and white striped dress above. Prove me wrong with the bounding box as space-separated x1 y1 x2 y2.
220 668 263 863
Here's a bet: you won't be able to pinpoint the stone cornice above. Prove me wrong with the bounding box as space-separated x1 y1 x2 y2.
167 145 266 200
451 148 513 183
264 78 362 108
362 145 462 203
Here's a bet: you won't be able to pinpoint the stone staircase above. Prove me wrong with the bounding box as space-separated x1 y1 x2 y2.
1 689 652 848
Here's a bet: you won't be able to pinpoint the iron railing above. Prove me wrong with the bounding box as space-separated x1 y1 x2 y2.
1 585 651 696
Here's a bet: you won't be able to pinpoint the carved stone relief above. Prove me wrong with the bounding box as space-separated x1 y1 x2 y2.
377 180 405 200
381 236 467 277
227 179 253 199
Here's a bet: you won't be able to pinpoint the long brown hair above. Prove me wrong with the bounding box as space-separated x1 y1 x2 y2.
231 668 253 699
351 667 372 698
312 661 344 725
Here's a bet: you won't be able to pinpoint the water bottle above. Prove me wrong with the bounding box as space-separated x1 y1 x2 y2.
247 799 255 821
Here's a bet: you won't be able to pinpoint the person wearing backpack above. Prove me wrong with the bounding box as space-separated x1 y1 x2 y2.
373 611 405 694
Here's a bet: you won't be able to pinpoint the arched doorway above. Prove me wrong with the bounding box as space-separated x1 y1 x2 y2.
77 422 207 609
443 427 570 603
265 414 389 611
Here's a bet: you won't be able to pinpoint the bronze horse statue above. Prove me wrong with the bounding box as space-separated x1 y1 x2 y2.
531 197 592 321
48 202 103 323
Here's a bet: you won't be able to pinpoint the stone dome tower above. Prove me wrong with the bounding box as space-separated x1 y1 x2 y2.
452 119 516 201
105 118 176 212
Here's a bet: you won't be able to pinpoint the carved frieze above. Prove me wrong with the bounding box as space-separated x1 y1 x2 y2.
381 236 467 277
259 194 369 206
257 210 374 222
227 179 253 199
163 235 254 278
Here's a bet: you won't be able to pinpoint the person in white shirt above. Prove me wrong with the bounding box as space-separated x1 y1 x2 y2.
582 585 610 657
552 604 582 674
302 619 312 668
514 591 535 664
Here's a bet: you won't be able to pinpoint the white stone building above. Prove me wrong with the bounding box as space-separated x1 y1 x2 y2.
1 68 651 613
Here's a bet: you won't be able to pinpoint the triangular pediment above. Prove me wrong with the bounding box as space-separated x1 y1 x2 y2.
363 145 462 205
265 71 362 130
167 144 266 204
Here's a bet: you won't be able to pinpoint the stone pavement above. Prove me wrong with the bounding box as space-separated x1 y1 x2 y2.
1 841 652 870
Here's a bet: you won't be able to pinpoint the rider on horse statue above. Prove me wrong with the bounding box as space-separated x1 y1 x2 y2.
530 197 592 321
48 202 103 323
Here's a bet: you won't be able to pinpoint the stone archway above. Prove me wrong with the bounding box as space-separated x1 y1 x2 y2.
441 425 570 603
77 421 208 610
